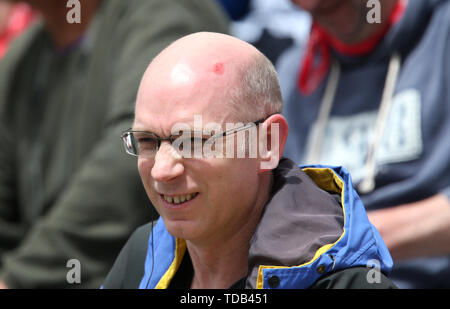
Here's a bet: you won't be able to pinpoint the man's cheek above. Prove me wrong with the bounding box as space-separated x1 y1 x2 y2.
137 160 154 198
137 158 152 180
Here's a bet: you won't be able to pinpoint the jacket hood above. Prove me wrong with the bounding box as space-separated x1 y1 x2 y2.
139 159 393 289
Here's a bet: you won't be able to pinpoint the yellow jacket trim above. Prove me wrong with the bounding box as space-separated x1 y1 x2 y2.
155 238 187 289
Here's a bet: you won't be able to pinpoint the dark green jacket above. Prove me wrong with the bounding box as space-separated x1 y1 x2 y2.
0 0 228 288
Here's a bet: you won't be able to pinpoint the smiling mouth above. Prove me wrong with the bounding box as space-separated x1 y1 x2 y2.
161 192 199 205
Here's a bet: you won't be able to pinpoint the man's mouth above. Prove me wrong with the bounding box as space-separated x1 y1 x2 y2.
161 192 199 205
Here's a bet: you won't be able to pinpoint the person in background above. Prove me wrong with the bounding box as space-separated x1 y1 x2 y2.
273 0 450 288
0 1 34 59
0 0 228 288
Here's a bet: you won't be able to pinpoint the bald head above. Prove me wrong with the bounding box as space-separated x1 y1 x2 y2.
135 32 282 130
148 32 256 76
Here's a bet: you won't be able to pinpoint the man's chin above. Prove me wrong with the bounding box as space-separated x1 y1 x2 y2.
164 219 200 240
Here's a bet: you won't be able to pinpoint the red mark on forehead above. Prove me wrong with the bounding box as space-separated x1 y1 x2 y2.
213 62 225 75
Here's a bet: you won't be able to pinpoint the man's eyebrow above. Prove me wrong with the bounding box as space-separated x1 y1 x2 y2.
130 127 148 131
131 123 154 132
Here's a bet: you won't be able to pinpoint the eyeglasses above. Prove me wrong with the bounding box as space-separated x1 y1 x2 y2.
121 116 272 158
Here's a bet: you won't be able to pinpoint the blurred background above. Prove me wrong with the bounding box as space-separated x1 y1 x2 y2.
0 0 449 289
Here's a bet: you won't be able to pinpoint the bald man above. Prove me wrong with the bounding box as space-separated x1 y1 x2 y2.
102 32 396 289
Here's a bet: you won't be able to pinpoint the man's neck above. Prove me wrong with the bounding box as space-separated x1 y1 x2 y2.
187 238 249 289
33 0 102 48
187 172 273 289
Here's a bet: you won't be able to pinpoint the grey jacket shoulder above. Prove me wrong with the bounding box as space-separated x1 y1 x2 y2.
102 222 153 289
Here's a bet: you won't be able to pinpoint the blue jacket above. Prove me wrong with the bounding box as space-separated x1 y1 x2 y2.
135 159 393 289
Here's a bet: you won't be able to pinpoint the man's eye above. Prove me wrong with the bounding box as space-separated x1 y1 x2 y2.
138 138 158 148
138 137 153 143
138 137 152 142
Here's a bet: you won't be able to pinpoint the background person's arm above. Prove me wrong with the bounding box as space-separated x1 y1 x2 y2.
368 194 450 261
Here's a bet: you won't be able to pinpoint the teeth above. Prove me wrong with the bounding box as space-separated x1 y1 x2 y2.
163 193 197 204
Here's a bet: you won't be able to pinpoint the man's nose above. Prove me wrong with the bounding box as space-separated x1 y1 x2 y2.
151 142 184 183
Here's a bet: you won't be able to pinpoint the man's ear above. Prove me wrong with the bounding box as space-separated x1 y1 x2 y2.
258 114 288 172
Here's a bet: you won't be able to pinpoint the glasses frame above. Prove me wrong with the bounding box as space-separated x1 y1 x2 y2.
120 114 276 157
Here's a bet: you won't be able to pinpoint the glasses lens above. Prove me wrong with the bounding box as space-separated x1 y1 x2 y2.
122 132 138 156
135 132 159 157
122 132 159 157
